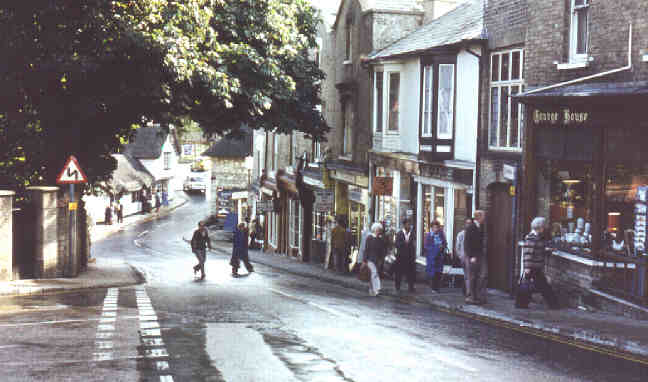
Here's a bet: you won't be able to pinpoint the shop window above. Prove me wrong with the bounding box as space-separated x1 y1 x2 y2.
536 160 594 255
423 184 446 233
489 49 524 151
605 163 648 256
313 211 327 241
268 211 278 247
289 199 302 250
375 167 397 231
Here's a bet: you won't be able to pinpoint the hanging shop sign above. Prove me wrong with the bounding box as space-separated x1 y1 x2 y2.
256 200 274 213
532 108 592 127
503 164 517 181
314 190 334 212
372 177 393 195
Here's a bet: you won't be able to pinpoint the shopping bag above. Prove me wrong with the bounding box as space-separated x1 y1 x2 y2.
515 276 535 308
357 262 370 282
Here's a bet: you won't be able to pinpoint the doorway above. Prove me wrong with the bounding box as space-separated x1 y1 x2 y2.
487 183 514 291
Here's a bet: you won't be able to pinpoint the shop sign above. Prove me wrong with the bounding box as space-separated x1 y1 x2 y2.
314 190 334 212
532 108 590 126
231 191 248 200
256 200 274 213
333 171 355 184
373 177 393 195
503 164 516 181
407 209 414 216
349 187 369 205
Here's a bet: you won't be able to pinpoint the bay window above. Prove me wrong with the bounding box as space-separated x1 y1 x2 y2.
419 58 455 159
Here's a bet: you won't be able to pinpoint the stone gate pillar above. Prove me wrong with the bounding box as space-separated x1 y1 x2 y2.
0 191 15 281
28 186 59 278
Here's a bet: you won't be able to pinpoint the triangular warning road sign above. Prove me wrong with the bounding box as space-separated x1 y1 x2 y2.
56 156 88 184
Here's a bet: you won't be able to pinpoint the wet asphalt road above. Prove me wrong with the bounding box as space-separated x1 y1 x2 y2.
1 194 647 381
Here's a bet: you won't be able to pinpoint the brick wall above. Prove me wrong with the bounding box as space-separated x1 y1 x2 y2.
525 0 648 87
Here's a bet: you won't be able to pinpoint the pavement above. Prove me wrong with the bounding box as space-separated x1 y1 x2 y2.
0 191 189 298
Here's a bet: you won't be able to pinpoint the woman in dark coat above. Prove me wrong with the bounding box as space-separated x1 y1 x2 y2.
231 223 254 276
424 220 447 292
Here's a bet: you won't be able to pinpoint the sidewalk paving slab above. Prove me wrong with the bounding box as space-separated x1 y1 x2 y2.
209 243 648 363
0 258 143 297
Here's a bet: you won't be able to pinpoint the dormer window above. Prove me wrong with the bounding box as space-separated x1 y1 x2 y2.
570 0 589 62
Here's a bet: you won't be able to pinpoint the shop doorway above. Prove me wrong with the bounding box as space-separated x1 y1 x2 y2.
487 183 514 291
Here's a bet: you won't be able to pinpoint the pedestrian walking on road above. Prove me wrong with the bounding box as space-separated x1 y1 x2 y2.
115 201 124 224
231 223 254 277
394 218 416 292
515 217 559 309
455 218 473 296
464 210 487 304
424 220 447 292
364 222 385 296
191 221 212 280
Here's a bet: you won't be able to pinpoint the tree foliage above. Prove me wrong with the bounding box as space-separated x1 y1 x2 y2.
0 0 327 194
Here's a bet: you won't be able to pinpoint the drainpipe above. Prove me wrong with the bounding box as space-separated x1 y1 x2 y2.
524 24 632 95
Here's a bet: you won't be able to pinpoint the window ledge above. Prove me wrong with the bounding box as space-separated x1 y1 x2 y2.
343 60 352 65
555 60 590 70
488 146 522 153
338 155 352 161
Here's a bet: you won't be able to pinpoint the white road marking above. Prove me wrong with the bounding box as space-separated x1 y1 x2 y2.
270 288 351 319
137 230 149 238
94 288 119 363
136 287 173 379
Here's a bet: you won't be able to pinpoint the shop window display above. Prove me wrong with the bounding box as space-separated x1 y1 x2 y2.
536 160 594 254
605 163 648 256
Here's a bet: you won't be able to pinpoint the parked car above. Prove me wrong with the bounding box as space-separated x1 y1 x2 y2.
183 176 207 193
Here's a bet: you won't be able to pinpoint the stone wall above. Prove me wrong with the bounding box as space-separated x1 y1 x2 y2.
211 158 249 190
0 191 14 281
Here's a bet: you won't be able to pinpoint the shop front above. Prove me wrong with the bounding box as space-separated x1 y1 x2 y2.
414 163 473 259
517 83 648 307
330 168 369 265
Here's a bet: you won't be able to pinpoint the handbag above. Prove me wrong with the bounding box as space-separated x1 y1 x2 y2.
357 262 370 282
515 275 535 308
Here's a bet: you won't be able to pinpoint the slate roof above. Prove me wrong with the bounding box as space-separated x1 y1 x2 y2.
107 154 154 193
367 0 485 61
123 126 169 159
202 127 252 158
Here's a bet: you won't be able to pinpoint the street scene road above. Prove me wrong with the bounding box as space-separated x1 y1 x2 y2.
0 195 646 381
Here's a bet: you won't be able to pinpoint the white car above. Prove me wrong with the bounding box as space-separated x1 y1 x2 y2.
183 176 207 193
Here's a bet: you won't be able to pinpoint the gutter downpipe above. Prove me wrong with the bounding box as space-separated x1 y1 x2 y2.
465 45 483 214
524 23 632 96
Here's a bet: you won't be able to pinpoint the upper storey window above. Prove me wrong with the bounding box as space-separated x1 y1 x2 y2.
373 70 400 134
570 0 589 62
344 17 353 63
489 49 524 151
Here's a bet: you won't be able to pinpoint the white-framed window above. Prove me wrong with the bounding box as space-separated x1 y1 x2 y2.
291 133 297 167
342 102 352 156
163 152 171 170
313 140 321 162
437 64 454 139
489 49 524 151
421 65 433 137
569 0 589 62
373 71 384 133
387 72 400 132
289 199 302 251
268 211 278 247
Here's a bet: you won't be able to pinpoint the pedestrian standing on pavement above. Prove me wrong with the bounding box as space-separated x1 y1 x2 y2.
394 218 416 292
116 201 124 224
364 222 385 296
162 189 169 207
191 221 212 280
455 218 473 296
424 220 447 292
331 216 348 273
248 219 258 249
515 217 559 309
354 226 371 272
155 190 161 212
231 223 254 276
104 204 113 225
464 210 487 304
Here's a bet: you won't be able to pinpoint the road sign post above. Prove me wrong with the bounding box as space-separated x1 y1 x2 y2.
56 156 88 277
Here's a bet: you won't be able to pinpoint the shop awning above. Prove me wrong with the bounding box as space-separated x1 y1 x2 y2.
514 81 648 105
